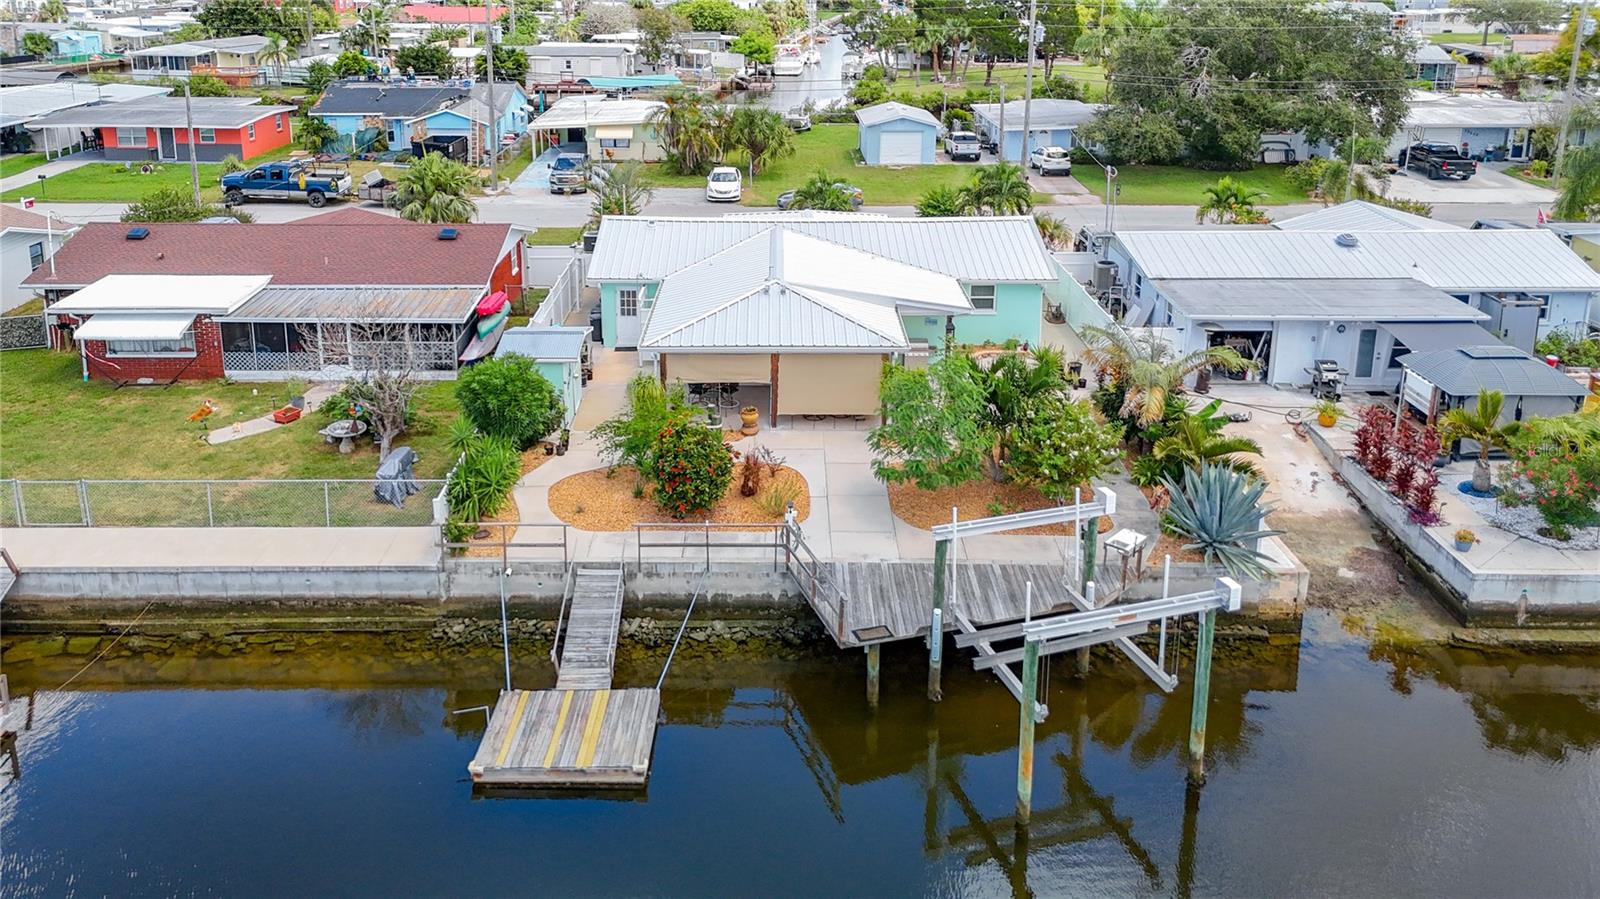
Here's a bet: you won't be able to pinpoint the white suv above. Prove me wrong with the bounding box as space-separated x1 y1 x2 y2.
706 166 743 202
1029 146 1072 175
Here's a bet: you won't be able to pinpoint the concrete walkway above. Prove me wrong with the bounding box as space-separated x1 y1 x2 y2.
206 383 338 445
0 526 438 569
0 150 102 194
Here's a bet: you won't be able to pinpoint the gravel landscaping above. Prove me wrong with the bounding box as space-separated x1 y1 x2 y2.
1453 483 1600 551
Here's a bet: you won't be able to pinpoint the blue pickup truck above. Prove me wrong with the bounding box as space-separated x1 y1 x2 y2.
221 160 354 207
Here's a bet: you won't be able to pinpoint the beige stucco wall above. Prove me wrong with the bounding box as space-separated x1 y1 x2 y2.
778 353 883 416
664 353 771 383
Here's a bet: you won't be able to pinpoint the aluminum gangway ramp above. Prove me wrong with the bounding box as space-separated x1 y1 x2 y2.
468 565 661 789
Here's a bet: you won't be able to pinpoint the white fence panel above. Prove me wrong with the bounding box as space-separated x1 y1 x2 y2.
524 245 581 288
533 255 585 327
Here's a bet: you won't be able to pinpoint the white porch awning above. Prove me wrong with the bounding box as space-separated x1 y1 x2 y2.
74 313 196 341
594 124 634 139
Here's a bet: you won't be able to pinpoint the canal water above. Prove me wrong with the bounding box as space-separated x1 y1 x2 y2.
3 610 1599 897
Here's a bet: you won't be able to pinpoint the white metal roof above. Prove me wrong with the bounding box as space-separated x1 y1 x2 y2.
1402 91 1538 129
640 229 970 351
591 215 1057 283
0 81 168 128
498 325 591 361
50 274 270 315
74 312 195 341
1408 42 1455 64
1273 200 1461 233
855 101 938 128
969 98 1104 132
529 96 662 130
1114 229 1600 292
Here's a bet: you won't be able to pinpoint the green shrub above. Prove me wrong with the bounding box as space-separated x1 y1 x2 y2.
754 478 803 518
447 434 521 522
594 374 693 471
647 422 733 518
1537 327 1600 368
1506 445 1600 535
455 354 564 449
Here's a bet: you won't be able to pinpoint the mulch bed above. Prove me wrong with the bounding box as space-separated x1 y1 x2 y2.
1146 531 1207 567
547 464 812 532
886 480 1115 536
463 446 553 558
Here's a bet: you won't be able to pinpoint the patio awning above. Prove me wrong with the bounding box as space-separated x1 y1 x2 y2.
74 312 195 341
1379 321 1500 352
594 124 634 139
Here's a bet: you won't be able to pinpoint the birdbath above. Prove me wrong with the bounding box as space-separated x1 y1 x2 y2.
319 418 368 454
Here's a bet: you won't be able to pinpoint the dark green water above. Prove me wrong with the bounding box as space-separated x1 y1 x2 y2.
3 611 1600 898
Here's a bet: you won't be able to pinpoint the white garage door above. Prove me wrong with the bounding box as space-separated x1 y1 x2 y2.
878 130 923 165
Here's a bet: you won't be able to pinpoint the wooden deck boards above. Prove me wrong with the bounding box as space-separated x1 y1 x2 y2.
822 561 1074 648
555 566 624 691
468 688 660 787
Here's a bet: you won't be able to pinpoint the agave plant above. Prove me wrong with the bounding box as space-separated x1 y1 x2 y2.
1160 464 1284 581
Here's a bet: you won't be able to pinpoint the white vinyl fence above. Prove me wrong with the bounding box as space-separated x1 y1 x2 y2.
532 255 586 327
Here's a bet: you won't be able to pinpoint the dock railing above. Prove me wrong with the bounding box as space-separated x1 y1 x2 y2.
440 521 570 568
782 522 850 646
633 521 787 570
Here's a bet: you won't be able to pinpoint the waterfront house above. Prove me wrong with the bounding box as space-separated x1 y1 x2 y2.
1407 42 1457 91
23 95 294 162
128 35 273 86
0 206 75 313
22 209 527 382
586 214 1058 422
312 79 529 160
1099 225 1600 391
969 98 1104 161
855 101 939 165
529 96 665 161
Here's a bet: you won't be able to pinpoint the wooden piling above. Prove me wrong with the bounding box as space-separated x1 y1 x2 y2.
1016 637 1039 823
1187 608 1217 786
866 643 881 709
929 539 948 701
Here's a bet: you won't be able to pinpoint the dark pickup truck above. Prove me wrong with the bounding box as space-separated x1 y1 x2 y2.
1404 142 1476 180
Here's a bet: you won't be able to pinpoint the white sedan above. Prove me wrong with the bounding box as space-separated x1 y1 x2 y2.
1029 146 1072 175
705 166 743 202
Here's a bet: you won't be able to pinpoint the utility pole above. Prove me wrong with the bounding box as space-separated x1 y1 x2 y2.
483 2 499 193
1344 122 1357 203
1019 0 1039 167
182 81 201 206
997 83 1005 160
1554 0 1593 190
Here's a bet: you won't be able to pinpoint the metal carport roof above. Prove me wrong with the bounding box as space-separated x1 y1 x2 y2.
1151 278 1488 321
1378 321 1501 352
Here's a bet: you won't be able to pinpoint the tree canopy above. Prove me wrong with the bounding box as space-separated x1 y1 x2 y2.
394 42 453 78
195 0 282 38
1086 0 1414 169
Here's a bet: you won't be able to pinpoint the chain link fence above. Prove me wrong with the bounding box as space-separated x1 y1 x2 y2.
0 479 446 528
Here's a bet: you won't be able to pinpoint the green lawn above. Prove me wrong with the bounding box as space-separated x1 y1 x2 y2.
0 162 228 203
0 349 461 481
893 62 1109 103
526 226 585 246
1071 164 1310 206
500 144 535 183
0 152 49 180
1426 31 1504 44
1501 166 1553 189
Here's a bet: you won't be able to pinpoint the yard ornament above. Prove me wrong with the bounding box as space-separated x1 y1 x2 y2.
187 400 217 423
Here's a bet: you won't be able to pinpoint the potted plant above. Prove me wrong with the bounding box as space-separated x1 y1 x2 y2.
285 377 309 409
1454 528 1477 552
739 404 760 435
555 428 570 456
1313 398 1344 428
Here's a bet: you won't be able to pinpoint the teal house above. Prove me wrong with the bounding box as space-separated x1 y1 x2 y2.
585 215 1057 424
496 325 590 427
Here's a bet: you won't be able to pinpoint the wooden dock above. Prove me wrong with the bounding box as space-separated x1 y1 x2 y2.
469 565 663 788
813 561 1075 648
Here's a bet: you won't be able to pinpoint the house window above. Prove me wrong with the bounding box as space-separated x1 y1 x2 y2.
198 128 216 143
1532 294 1551 320
618 288 639 317
247 123 256 140
106 326 196 357
1133 273 1143 297
28 242 44 271
967 284 996 312
600 137 631 149
115 127 147 147
563 59 572 71
1450 293 1471 304
1387 340 1410 369
275 114 284 132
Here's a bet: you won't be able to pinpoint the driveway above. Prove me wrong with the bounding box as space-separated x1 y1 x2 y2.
1382 163 1555 206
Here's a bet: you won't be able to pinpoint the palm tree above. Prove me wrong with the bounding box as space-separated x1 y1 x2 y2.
726 107 794 181
588 160 654 228
297 116 338 153
395 151 478 223
1554 142 1600 221
647 89 722 174
36 0 66 22
1154 414 1264 478
1081 325 1250 426
963 163 1032 215
259 34 291 85
355 0 393 58
1160 464 1284 580
915 184 971 217
426 25 467 46
1034 211 1072 249
1196 176 1268 224
1439 389 1522 493
1489 51 1533 97
788 170 855 211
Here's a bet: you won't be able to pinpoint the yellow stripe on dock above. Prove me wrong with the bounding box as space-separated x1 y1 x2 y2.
542 690 576 768
575 689 611 768
494 690 532 768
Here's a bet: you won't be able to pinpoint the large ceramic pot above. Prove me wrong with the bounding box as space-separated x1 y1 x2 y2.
739 406 760 435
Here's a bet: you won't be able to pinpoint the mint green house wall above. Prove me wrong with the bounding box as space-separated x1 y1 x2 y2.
901 283 1043 346
534 359 583 427
597 281 659 348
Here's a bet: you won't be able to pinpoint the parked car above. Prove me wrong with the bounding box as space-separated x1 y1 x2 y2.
1403 142 1476 180
776 183 864 210
784 108 812 132
944 130 981 161
1028 146 1072 175
705 166 743 202
549 153 589 194
221 160 352 207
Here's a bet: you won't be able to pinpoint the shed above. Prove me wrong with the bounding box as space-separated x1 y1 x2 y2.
1399 345 1591 455
497 325 591 426
856 102 939 165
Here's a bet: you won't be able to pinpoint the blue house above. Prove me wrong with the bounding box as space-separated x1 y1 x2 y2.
311 79 528 159
855 101 939 165
49 30 104 58
970 98 1103 161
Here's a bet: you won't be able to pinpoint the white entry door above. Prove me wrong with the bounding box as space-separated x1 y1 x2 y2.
878 130 923 165
615 287 642 347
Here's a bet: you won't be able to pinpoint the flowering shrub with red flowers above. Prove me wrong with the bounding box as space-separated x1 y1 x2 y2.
647 422 734 519
1505 446 1600 538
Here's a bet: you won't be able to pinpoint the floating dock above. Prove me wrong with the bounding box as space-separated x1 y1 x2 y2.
468 565 662 788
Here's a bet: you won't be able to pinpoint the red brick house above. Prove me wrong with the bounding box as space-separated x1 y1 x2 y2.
24 96 295 163
24 210 528 383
